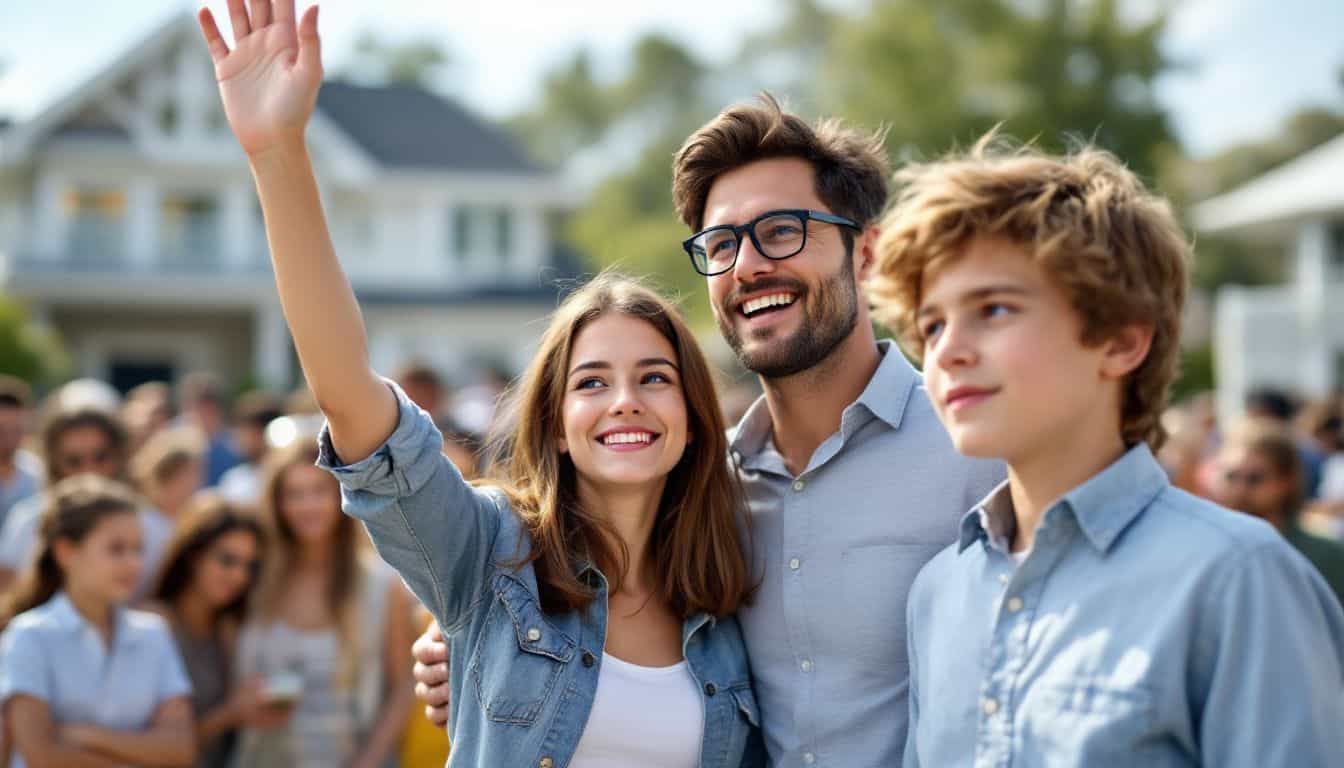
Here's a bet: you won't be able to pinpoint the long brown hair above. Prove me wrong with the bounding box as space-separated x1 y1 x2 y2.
151 493 266 628
253 440 364 686
486 272 751 618
0 476 140 627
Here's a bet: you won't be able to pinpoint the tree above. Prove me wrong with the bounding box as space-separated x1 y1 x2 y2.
338 31 451 90
0 296 68 386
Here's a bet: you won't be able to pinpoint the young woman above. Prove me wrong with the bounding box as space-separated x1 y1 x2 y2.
150 494 269 768
230 441 412 768
198 3 762 766
133 427 207 523
0 475 196 768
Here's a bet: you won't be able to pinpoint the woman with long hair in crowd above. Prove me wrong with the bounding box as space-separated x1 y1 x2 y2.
133 427 207 522
150 494 269 768
198 3 762 765
0 475 195 767
230 440 412 768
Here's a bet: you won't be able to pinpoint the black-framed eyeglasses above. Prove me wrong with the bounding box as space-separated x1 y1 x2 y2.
683 208 861 276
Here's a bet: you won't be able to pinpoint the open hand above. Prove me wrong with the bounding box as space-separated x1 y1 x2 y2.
412 621 451 727
197 0 323 157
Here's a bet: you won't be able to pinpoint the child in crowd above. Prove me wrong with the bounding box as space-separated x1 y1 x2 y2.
0 475 195 767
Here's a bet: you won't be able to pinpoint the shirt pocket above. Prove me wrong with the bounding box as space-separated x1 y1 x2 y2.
1021 678 1157 764
842 542 946 668
467 575 575 726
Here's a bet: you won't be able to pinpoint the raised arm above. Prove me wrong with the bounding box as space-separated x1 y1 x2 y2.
198 0 395 462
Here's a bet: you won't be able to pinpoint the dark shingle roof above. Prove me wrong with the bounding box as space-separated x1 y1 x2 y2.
316 81 541 174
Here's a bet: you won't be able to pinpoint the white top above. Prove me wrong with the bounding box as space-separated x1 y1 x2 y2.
569 653 704 768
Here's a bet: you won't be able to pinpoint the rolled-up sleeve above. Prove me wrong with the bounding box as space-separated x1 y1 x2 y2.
317 380 505 633
0 625 50 705
1196 540 1344 766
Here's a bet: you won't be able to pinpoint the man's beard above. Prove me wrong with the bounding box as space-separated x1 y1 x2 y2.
717 256 860 380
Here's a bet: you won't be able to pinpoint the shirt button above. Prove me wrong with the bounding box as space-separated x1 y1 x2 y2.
1006 597 1024 613
581 650 596 668
789 557 801 571
982 698 1000 715
704 682 717 696
803 753 816 765
526 627 541 642
792 479 805 491
539 759 553 768
800 659 813 673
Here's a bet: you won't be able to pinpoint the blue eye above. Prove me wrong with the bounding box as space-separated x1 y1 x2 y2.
643 371 673 385
575 377 605 390
921 319 945 340
983 303 1014 319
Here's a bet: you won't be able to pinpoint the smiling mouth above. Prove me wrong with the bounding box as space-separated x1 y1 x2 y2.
597 431 660 447
738 292 797 319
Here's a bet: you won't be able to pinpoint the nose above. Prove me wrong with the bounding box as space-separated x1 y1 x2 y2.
608 379 644 415
731 231 775 284
928 318 978 372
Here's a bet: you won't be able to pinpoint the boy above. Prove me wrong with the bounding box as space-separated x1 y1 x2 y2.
869 137 1344 766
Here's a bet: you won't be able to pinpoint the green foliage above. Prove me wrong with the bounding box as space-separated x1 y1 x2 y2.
1171 343 1216 403
340 31 452 89
0 296 68 386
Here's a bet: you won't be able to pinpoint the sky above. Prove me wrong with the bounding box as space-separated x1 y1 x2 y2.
1 0 1340 158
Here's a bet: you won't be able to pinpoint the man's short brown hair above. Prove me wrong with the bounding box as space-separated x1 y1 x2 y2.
672 93 890 234
868 134 1190 450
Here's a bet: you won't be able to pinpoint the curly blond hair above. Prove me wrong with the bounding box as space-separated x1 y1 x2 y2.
868 134 1190 449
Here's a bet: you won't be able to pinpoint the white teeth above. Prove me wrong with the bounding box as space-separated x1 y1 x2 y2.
741 293 797 316
602 432 653 445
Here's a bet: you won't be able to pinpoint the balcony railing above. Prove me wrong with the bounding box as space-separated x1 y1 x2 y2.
3 249 271 277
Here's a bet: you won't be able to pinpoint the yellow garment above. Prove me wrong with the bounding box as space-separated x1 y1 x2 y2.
399 705 450 767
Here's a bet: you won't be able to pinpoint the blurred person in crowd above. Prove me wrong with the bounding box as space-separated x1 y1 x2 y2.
1246 387 1326 498
150 494 271 768
283 386 319 417
0 407 171 595
1301 398 1344 503
200 5 763 763
232 441 412 768
124 381 177 455
218 391 284 505
0 377 42 526
133 427 207 522
0 475 195 767
179 372 241 487
50 378 122 414
1216 420 1344 602
394 360 446 418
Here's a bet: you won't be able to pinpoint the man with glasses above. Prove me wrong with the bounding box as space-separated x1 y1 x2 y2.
413 95 1002 766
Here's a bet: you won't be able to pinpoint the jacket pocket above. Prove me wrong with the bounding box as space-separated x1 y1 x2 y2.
467 574 576 726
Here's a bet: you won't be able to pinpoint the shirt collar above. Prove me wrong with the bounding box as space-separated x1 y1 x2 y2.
47 591 134 646
958 443 1169 555
728 339 918 461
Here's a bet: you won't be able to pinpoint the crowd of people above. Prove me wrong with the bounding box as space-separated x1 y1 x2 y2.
1 1 1342 766
0 364 494 767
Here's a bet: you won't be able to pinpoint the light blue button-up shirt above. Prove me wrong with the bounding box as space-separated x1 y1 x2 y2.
731 340 1005 767
0 592 193 768
905 443 1344 767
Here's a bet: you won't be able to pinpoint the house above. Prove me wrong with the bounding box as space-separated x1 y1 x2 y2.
0 12 579 395
1192 133 1344 422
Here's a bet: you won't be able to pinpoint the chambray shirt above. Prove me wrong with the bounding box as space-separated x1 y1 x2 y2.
905 443 1344 768
731 340 1004 767
318 382 765 768
0 592 193 768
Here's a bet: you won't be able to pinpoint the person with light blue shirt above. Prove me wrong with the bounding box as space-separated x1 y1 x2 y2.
871 135 1344 766
0 475 195 767
197 3 764 765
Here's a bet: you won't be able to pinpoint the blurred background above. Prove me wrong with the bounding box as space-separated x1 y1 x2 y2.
0 0 1342 765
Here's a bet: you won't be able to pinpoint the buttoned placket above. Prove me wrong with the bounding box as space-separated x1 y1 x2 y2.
974 514 1072 768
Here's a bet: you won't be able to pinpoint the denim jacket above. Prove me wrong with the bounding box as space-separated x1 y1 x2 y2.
317 381 764 768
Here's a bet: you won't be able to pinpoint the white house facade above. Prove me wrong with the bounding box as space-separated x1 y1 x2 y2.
1192 133 1344 422
0 13 579 394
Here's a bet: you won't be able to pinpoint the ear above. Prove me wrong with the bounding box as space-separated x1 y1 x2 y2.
1099 324 1155 381
52 538 76 573
853 225 881 283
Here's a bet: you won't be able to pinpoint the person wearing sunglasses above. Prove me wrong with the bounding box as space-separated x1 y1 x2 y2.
1216 419 1344 604
150 494 270 768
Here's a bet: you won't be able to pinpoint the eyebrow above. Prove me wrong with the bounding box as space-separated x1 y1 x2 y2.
568 357 680 377
916 284 1032 319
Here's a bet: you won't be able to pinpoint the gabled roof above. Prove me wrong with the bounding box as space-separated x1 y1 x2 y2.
2 12 547 180
317 82 542 174
1192 133 1344 236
